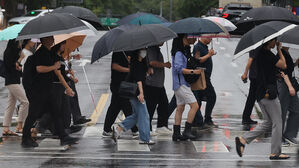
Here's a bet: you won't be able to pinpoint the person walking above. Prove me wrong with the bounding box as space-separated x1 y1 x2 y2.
192 37 217 128
235 39 290 160
277 47 299 146
112 49 154 145
171 34 201 141
21 36 78 147
2 39 29 136
102 51 138 137
144 44 172 135
240 50 259 125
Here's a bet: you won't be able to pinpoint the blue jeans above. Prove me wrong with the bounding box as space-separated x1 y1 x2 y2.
119 98 150 142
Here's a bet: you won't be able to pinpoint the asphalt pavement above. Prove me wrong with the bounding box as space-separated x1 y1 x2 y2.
0 33 299 168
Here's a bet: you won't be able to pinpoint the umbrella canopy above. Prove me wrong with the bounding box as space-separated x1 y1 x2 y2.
17 13 88 40
168 17 224 35
77 20 98 36
54 33 86 58
233 21 297 60
234 6 299 35
203 16 237 32
52 6 102 30
277 26 299 45
117 12 168 25
91 24 177 63
0 24 25 41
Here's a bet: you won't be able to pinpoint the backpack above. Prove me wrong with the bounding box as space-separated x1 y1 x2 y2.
0 59 6 78
22 54 37 89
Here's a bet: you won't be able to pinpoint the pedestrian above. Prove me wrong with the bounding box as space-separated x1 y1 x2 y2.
21 36 78 147
2 39 29 136
144 44 172 135
18 39 36 71
235 39 290 160
102 51 138 137
171 34 201 141
192 37 217 128
240 50 259 125
277 47 299 146
112 49 155 145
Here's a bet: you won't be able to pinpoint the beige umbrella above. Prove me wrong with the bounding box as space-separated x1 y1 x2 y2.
54 33 86 58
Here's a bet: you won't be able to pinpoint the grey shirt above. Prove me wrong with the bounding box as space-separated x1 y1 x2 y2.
145 46 165 88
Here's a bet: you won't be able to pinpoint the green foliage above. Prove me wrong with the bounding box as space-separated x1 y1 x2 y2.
177 0 218 18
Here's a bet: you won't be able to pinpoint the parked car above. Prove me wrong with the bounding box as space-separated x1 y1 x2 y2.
221 3 252 24
8 9 52 26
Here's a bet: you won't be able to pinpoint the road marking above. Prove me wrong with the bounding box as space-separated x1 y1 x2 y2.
193 141 229 153
219 47 226 50
231 62 238 68
224 53 231 58
88 93 109 126
83 126 102 137
117 139 150 152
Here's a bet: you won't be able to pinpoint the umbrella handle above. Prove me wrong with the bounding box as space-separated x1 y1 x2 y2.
82 65 98 114
166 41 170 62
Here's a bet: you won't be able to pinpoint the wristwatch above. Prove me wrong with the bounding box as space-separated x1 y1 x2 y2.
191 70 194 74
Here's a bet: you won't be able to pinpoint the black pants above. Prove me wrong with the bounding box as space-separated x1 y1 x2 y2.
69 80 82 123
242 78 257 121
103 90 138 133
23 84 67 140
144 85 169 130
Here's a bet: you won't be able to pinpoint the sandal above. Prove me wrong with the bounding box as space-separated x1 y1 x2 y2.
235 137 245 157
2 130 18 136
269 153 290 160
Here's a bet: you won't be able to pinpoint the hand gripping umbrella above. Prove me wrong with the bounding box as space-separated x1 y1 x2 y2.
17 13 88 40
91 24 177 63
233 21 297 60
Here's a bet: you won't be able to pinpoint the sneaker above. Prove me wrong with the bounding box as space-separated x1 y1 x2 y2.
284 137 298 145
65 125 83 134
150 131 158 136
156 126 173 135
204 120 218 128
102 131 113 137
282 141 290 147
74 117 91 125
21 138 38 148
242 119 258 125
139 140 155 145
132 131 139 138
60 136 79 146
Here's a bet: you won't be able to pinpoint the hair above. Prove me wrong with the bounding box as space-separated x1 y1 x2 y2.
262 37 277 48
171 34 185 57
51 41 66 55
4 39 20 58
22 39 30 49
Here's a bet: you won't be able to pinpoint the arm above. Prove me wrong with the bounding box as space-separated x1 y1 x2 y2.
241 57 253 81
275 43 287 69
149 61 171 69
112 63 129 72
173 52 202 75
196 49 215 63
54 69 74 96
281 72 296 96
137 81 144 103
36 61 60 73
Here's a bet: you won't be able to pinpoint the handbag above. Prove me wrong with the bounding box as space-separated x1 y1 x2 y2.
118 78 138 99
183 54 201 84
190 70 206 91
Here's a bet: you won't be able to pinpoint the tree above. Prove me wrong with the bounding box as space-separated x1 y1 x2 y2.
177 0 218 18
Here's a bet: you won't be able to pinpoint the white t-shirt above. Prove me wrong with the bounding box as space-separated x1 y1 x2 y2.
21 48 33 71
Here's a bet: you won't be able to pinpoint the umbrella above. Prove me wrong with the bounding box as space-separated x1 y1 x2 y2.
278 26 299 46
52 6 102 30
17 13 88 40
233 21 297 60
117 12 168 25
77 20 98 36
234 6 299 35
203 16 236 32
168 17 224 35
91 24 177 63
54 33 86 58
0 24 25 41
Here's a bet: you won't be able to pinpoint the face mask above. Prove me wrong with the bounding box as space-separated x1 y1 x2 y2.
140 50 147 58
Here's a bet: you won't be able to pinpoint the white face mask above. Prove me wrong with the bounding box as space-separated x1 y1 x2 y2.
140 50 147 58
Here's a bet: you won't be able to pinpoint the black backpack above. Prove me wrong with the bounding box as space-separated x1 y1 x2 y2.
183 54 200 84
0 59 6 78
22 54 37 89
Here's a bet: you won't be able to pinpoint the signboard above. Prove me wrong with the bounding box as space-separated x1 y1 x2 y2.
63 0 83 3
100 17 120 26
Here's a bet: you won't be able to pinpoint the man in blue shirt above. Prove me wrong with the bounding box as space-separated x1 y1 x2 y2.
192 37 217 128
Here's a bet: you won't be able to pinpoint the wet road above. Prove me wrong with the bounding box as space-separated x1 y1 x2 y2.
0 33 299 168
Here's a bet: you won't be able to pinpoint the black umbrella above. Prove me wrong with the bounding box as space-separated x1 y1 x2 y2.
117 12 169 25
278 26 299 45
52 6 102 30
91 24 177 63
233 21 297 60
17 13 88 40
168 17 224 35
234 6 299 35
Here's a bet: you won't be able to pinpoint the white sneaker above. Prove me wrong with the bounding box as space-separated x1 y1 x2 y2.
156 126 173 135
150 131 158 136
139 140 155 145
132 131 139 139
102 131 113 138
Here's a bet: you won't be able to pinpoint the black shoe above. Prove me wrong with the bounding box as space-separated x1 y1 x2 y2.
60 136 79 146
74 117 91 125
182 122 196 140
65 125 83 134
21 138 38 148
172 125 187 141
242 119 258 125
204 120 218 128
